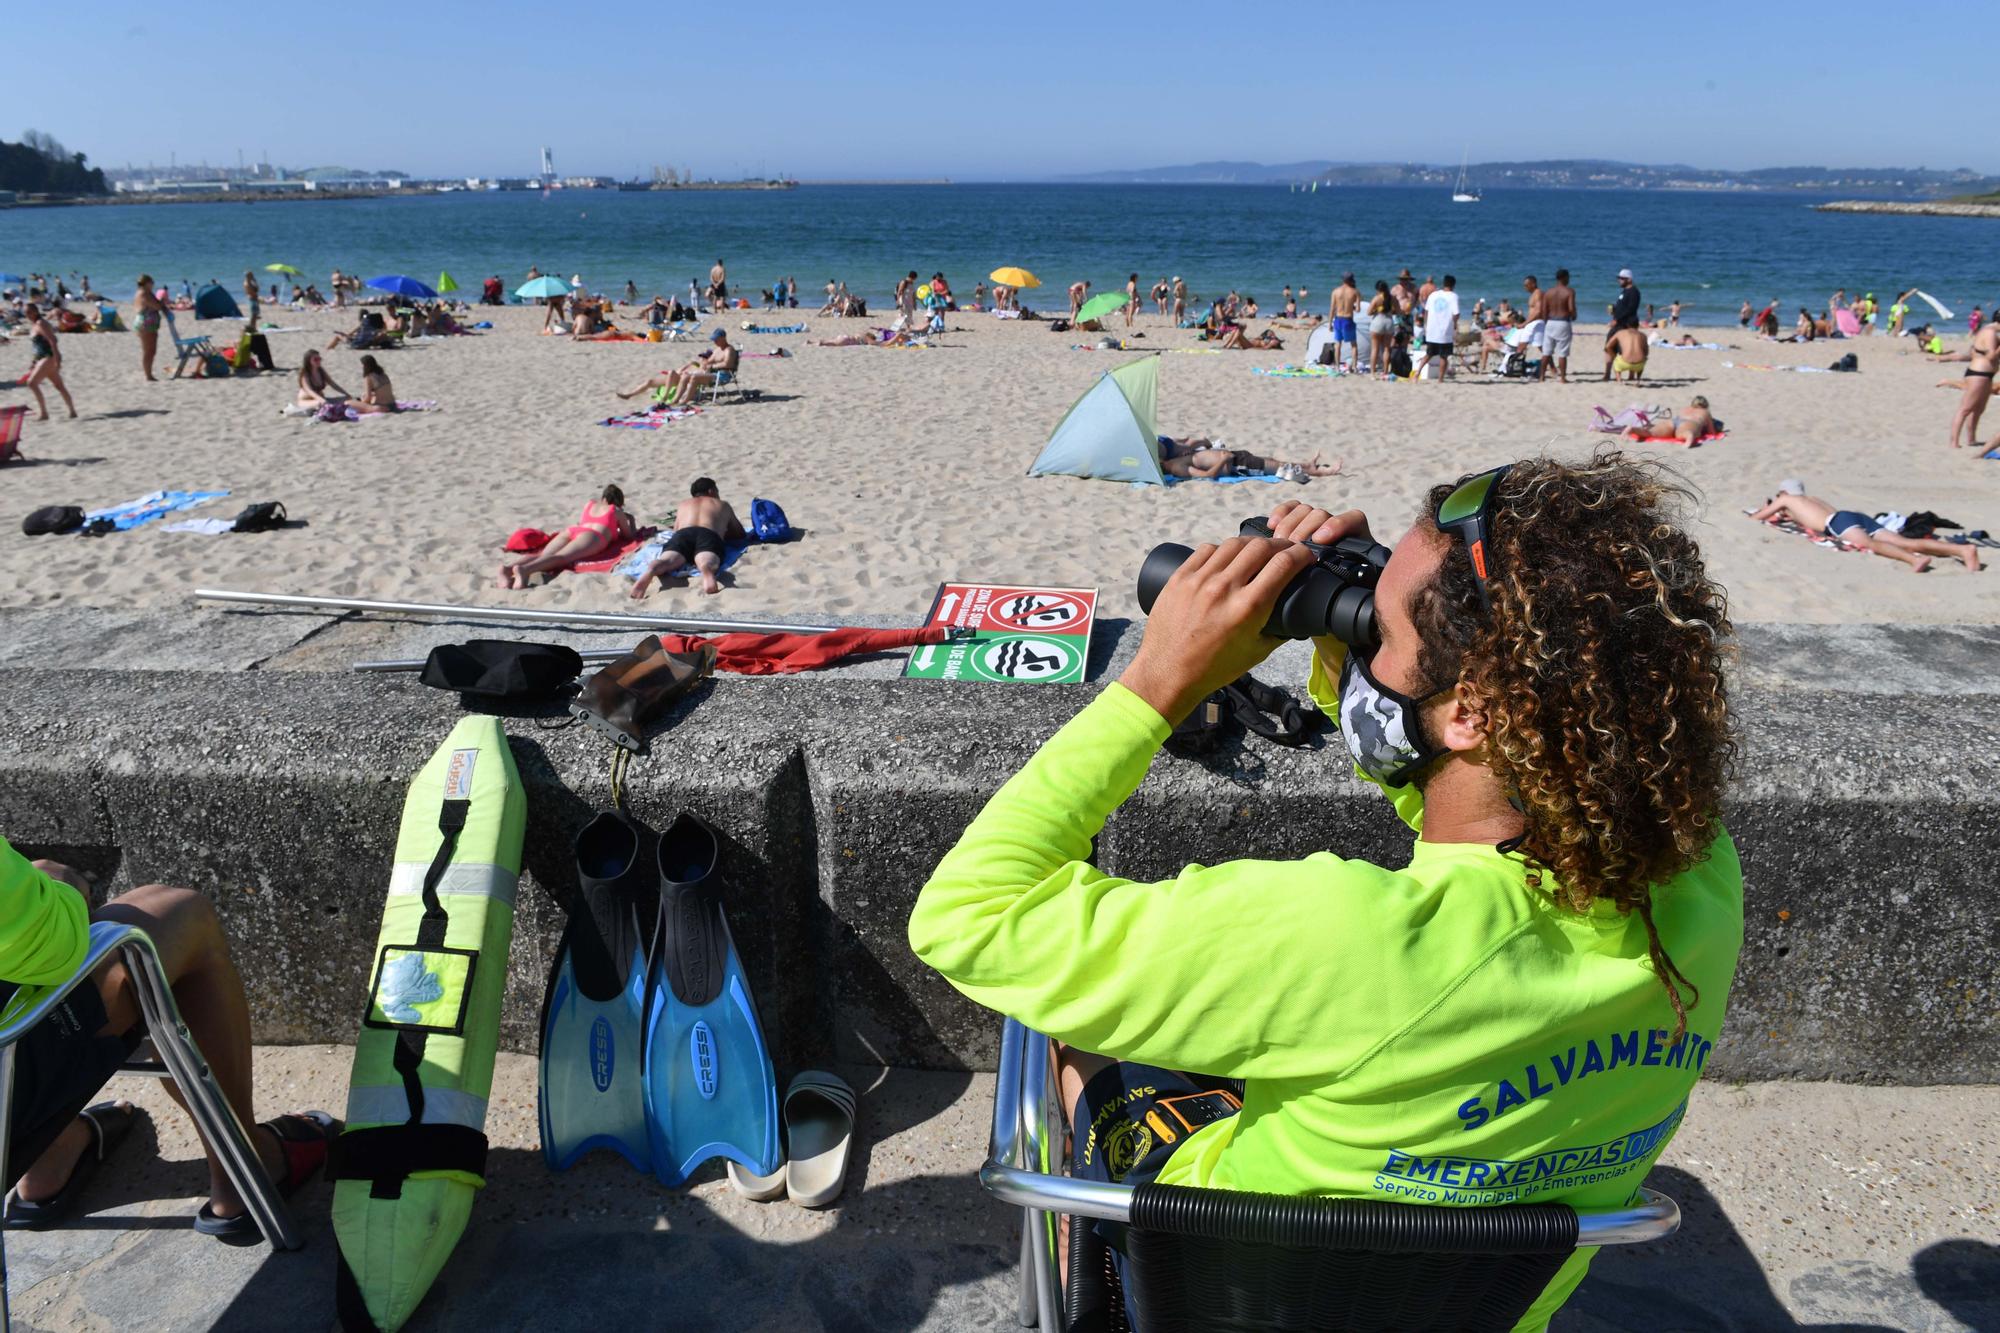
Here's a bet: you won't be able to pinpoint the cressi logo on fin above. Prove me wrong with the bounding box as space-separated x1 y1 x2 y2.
589 1016 615 1092
690 1021 717 1099
443 748 480 800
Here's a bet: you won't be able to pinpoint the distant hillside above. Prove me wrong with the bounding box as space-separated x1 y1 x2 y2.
1062 158 2000 198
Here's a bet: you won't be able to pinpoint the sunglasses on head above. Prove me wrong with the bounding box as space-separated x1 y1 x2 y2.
1434 465 1510 612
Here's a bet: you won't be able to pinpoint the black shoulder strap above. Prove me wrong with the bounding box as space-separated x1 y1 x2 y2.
389 799 468 1129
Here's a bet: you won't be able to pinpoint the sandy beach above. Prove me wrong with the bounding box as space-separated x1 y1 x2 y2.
5 303 1998 630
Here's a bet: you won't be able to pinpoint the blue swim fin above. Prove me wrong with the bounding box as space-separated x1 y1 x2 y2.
539 810 655 1173
643 811 780 1186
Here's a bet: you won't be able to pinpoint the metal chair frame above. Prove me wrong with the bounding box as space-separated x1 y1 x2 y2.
979 1018 1681 1331
0 922 301 1329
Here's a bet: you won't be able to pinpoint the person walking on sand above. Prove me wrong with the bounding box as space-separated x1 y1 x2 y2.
632 477 747 598
1421 275 1460 382
1172 277 1187 325
1125 273 1140 329
135 274 165 382
21 304 76 420
1942 319 1999 449
1328 273 1361 370
1539 270 1576 382
1750 481 1980 573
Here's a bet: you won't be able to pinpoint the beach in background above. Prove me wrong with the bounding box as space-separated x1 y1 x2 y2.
4 298 1996 632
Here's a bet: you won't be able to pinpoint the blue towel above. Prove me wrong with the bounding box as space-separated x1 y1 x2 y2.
743 323 804 334
85 489 230 531
1153 473 1286 487
611 531 753 578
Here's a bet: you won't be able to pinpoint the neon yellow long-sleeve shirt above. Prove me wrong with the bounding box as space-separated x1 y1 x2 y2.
909 667 1743 1330
0 836 92 1022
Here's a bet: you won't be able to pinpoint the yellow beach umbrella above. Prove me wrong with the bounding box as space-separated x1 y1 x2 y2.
990 266 1040 289
437 271 460 294
265 263 302 276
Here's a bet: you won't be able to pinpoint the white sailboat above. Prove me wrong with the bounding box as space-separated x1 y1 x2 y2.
1452 151 1480 203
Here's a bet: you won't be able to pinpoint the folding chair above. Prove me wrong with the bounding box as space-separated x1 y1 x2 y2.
0 921 301 1330
161 311 216 379
0 407 23 465
980 1019 1682 1332
701 367 756 405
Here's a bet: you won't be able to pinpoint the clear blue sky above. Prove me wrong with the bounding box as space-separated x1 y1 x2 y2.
18 2 1992 179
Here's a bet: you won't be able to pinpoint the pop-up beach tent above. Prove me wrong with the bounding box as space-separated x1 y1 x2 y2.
192 282 242 319
1027 356 1164 484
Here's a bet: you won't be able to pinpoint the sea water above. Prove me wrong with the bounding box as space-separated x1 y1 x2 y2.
3 185 1994 328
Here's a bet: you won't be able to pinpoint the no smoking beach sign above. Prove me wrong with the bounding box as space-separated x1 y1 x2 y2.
903 583 1098 684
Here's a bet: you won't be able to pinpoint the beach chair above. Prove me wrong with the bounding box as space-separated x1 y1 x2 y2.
0 406 24 464
982 1018 1682 1332
700 366 756 405
662 321 703 343
162 311 217 379
0 921 303 1329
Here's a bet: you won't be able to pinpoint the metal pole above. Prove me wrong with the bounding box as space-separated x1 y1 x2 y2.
194 588 841 636
353 649 633 673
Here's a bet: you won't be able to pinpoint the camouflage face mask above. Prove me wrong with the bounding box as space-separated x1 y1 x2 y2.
1337 650 1448 788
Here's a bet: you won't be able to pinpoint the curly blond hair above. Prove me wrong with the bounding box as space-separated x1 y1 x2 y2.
1412 451 1735 1038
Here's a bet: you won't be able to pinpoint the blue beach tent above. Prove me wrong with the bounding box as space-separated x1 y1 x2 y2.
1027 357 1164 485
192 283 242 319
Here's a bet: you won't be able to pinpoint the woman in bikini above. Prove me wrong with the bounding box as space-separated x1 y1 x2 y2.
497 485 636 590
1366 280 1395 377
135 275 166 381
295 350 350 408
21 304 76 420
351 355 399 416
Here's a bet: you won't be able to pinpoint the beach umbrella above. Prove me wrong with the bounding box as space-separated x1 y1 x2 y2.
516 275 569 299
265 263 302 277
1910 289 1955 321
990 266 1041 290
437 271 460 294
366 274 439 300
1076 291 1130 324
0 273 24 285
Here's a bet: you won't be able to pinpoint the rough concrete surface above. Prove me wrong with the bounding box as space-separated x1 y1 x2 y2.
5 1050 1994 1332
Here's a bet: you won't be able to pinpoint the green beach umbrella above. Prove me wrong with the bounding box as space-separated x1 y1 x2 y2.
1076 291 1130 324
265 263 302 276
437 271 460 294
516 275 569 299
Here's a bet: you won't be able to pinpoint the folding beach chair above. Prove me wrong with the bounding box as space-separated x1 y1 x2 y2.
700 366 756 405
0 406 24 465
662 321 703 343
0 922 302 1329
982 1019 1682 1332
162 311 217 379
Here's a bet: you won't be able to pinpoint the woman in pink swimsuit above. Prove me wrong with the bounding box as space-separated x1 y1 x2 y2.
497 484 636 589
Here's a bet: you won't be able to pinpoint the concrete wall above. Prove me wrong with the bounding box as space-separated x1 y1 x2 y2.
3 657 1995 1083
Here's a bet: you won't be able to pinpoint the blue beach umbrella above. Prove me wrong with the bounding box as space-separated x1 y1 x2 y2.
366 274 439 300
516 275 569 300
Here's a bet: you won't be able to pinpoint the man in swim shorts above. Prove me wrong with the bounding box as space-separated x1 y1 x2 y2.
1604 268 1641 379
708 258 728 311
1538 268 1577 382
1607 325 1648 380
632 477 750 598
1749 481 1980 573
1327 273 1360 370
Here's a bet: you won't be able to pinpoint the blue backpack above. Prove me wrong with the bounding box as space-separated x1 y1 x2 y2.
749 497 791 543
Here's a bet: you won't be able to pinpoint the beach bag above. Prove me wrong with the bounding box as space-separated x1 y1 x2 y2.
22 505 84 536
749 498 791 543
503 527 552 553
1830 352 1858 372
419 640 584 703
231 501 287 533
203 352 232 377
1316 340 1338 366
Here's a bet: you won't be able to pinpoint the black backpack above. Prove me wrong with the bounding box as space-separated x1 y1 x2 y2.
1829 352 1859 372
22 505 84 536
419 641 585 702
231 501 288 533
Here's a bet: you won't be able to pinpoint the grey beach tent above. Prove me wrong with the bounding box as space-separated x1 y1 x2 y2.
1027 356 1165 485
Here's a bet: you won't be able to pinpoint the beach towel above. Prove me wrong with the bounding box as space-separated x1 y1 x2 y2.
741 323 805 334
85 489 230 531
598 405 702 430
1722 361 1832 374
1626 428 1727 447
160 518 239 535
740 349 790 359
308 401 439 423
1152 472 1288 488
1591 406 1667 433
1252 364 1336 378
1651 341 1723 350
604 530 756 579
652 625 945 675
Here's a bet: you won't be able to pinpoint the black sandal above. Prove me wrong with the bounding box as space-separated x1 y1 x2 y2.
3 1100 145 1230
193 1109 341 1241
